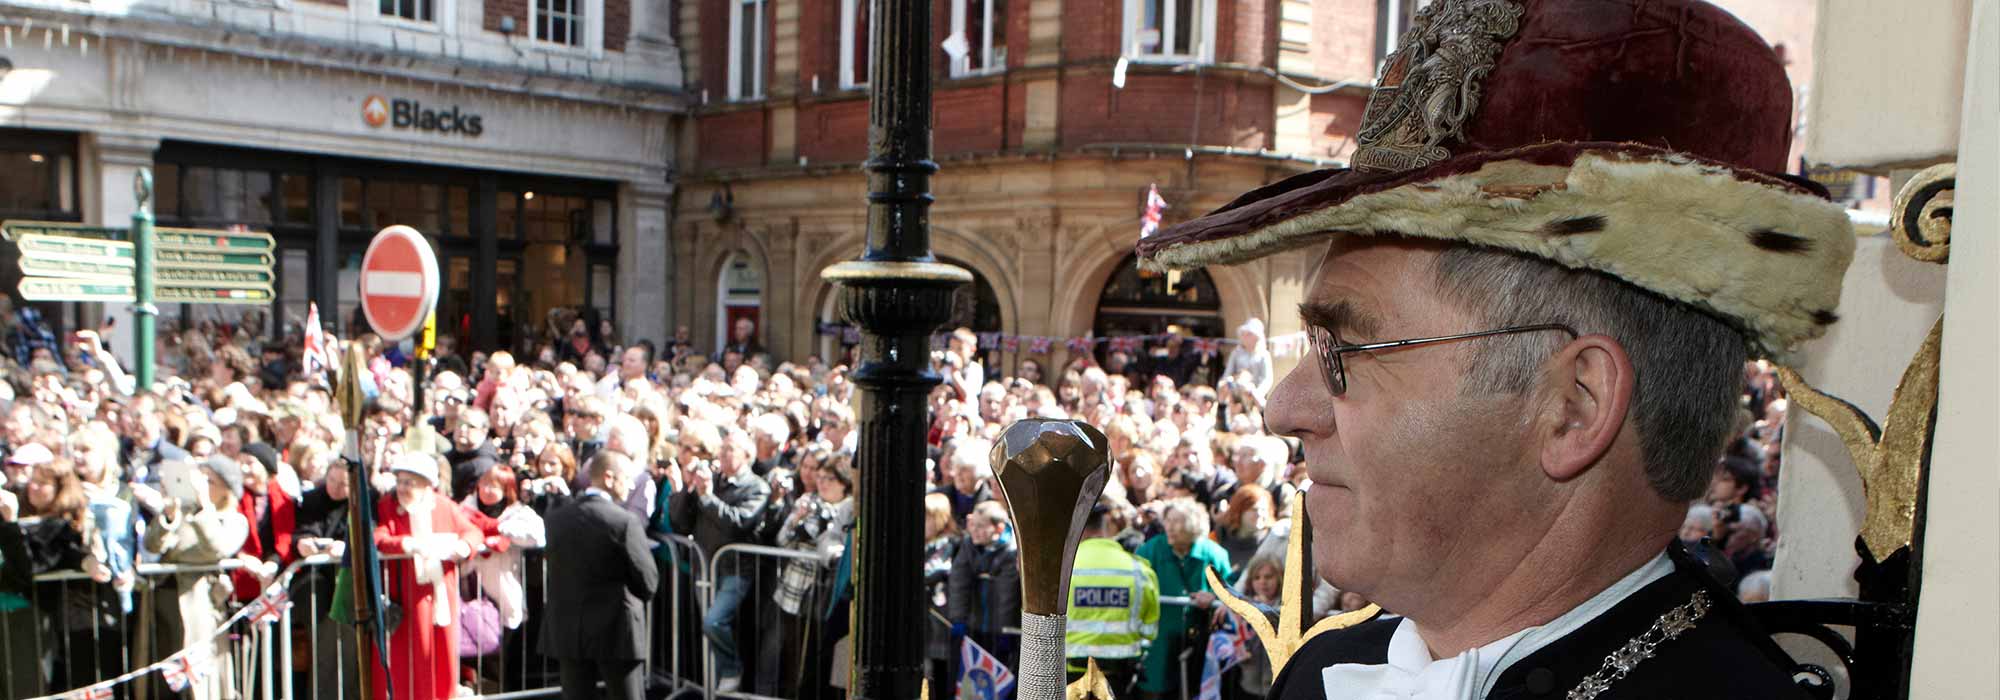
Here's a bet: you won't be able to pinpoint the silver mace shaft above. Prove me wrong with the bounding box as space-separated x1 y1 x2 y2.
993 419 1112 700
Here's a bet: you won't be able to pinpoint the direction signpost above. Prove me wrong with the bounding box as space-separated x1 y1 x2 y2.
4 173 282 387
6 215 277 306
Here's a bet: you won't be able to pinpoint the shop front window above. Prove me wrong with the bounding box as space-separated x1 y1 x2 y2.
497 191 521 240
363 181 442 233
446 186 471 238
0 144 74 217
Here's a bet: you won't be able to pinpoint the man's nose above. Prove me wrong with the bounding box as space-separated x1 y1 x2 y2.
1264 360 1331 439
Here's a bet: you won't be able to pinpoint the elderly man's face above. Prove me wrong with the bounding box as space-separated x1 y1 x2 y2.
1267 238 1532 604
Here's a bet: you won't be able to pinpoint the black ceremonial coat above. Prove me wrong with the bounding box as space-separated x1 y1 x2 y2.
1270 545 1812 700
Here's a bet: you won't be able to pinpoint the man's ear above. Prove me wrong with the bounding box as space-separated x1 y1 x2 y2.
1537 335 1634 482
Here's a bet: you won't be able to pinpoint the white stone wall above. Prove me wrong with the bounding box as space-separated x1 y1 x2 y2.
0 0 682 88
0 5 685 347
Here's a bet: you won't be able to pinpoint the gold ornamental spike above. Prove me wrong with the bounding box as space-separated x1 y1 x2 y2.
1776 162 1955 562
1777 318 1942 561
1066 658 1115 700
1208 498 1380 676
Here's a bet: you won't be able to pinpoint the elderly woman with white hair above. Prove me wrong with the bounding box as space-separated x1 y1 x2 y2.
1135 497 1234 699
1222 317 1274 398
371 452 482 700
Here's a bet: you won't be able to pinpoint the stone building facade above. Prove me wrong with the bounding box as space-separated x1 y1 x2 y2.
0 0 683 351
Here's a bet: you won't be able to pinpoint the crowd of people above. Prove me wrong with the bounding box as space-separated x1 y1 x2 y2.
0 304 1787 700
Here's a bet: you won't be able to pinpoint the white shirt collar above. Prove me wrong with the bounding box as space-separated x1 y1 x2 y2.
1322 550 1674 700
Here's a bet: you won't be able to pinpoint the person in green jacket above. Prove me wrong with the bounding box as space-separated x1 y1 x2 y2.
1135 498 1232 699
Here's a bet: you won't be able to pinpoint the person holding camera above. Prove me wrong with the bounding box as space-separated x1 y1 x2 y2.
668 427 771 692
140 456 250 700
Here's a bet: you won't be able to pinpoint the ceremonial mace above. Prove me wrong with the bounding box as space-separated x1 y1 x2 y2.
992 419 1113 700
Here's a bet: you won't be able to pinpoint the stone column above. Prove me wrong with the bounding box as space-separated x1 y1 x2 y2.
618 179 675 346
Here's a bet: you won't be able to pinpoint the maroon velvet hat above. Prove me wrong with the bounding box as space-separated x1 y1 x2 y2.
1135 0 1854 358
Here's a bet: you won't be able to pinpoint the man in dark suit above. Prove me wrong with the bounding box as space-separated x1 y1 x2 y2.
541 451 659 700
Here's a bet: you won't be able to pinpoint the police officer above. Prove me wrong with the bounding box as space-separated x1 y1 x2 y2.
1065 503 1160 696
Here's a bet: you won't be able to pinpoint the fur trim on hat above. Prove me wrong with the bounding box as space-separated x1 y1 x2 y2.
1144 148 1853 358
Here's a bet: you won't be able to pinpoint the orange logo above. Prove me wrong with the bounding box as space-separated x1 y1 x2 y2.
362 95 390 128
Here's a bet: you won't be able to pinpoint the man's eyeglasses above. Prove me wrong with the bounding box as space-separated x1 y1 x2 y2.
1306 323 1578 396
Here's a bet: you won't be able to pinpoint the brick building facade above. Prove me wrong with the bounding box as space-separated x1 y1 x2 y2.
672 0 1398 374
670 0 1846 378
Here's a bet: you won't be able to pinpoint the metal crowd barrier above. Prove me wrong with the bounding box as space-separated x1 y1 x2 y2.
702 542 841 700
17 536 1246 700
8 558 259 700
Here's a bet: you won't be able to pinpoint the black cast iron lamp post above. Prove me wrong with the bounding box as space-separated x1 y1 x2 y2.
821 0 971 697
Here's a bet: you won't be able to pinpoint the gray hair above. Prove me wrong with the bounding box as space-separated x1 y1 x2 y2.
1684 504 1717 530
1161 498 1211 540
950 438 994 480
749 413 791 445
1431 246 1746 502
1737 569 1773 602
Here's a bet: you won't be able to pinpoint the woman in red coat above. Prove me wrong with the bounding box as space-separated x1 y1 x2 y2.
373 453 482 700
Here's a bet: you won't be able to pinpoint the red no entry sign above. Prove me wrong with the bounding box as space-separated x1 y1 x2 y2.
359 225 439 341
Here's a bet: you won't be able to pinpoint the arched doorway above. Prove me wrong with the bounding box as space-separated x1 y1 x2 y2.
1092 253 1226 385
716 250 764 354
816 255 1002 366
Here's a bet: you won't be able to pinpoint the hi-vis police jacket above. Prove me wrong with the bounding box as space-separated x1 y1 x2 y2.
1064 537 1162 660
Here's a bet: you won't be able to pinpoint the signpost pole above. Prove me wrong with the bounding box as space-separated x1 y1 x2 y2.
132 169 157 391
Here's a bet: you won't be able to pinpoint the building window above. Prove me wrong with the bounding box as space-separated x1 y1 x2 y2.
379 0 435 23
948 0 1006 77
840 0 872 88
535 0 585 46
1376 0 1428 66
0 132 76 219
729 0 766 100
1122 0 1213 63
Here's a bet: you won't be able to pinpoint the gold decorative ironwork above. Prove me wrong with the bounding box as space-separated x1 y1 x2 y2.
1776 163 1954 561
1065 658 1115 700
1352 0 1524 173
1778 319 1942 561
1209 498 1381 676
1890 163 1955 263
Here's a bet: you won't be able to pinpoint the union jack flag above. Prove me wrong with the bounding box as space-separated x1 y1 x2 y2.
977 332 1000 351
1139 184 1168 240
1028 337 1053 354
1196 612 1255 700
1193 338 1221 357
65 684 114 700
1001 335 1019 353
160 646 211 692
958 637 1016 700
1066 337 1096 354
302 302 333 385
1109 336 1140 354
244 590 291 626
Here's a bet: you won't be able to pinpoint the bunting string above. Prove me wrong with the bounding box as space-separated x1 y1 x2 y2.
811 322 1312 359
24 557 314 700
